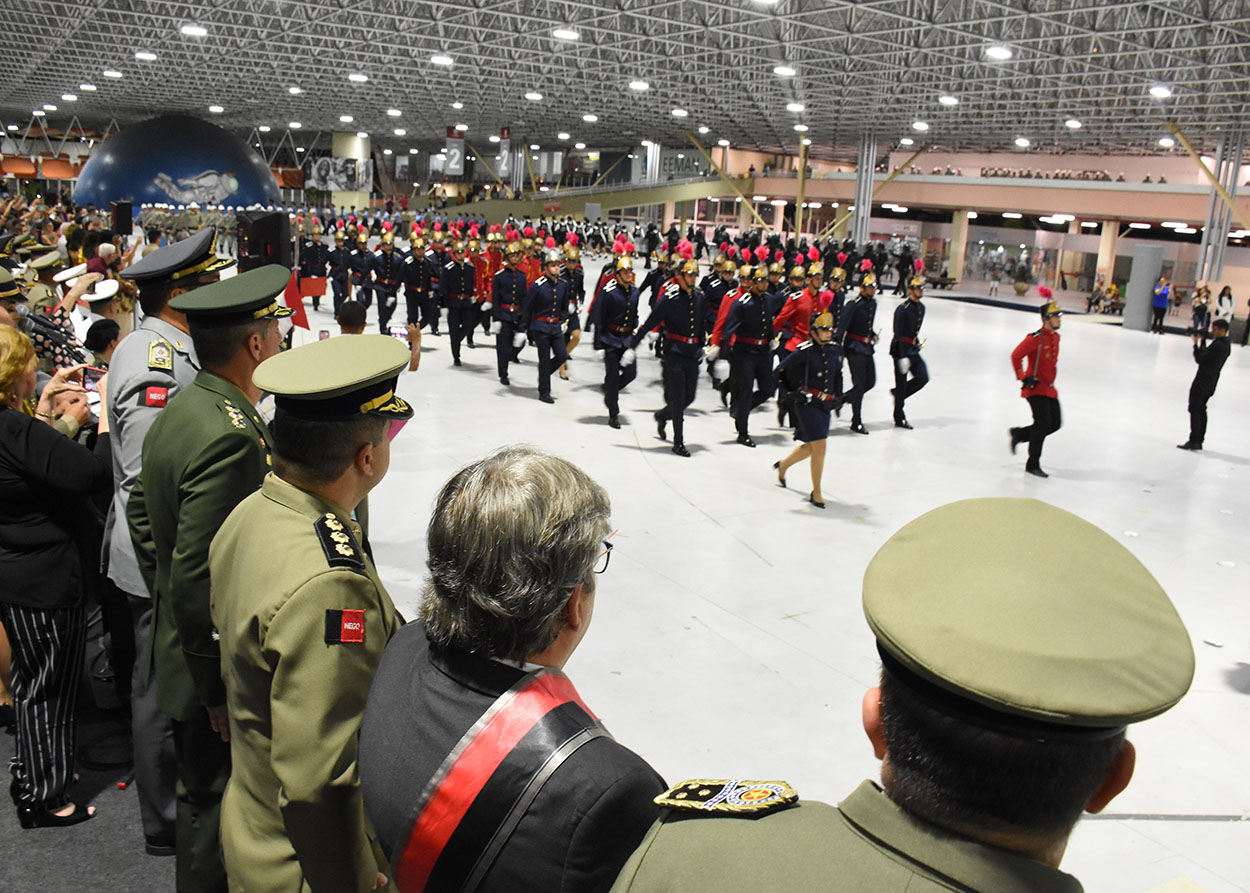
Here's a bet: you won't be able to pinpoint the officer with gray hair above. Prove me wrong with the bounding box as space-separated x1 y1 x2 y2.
360 445 664 893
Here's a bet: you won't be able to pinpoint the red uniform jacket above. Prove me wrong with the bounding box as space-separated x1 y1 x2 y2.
773 287 832 351
1011 327 1060 399
711 288 744 348
471 252 491 303
524 256 542 285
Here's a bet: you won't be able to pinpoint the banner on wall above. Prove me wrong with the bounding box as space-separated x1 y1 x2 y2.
445 127 465 176
497 127 511 178
305 156 362 191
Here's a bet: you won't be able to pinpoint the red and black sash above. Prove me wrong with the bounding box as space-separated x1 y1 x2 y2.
395 669 608 892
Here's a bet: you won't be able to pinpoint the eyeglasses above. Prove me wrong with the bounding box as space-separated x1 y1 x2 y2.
593 540 614 574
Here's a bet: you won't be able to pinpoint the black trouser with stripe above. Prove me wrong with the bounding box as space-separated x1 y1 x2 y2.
447 305 474 361
377 287 399 333
892 353 929 422
1 602 85 810
532 331 569 399
495 320 522 379
731 347 775 435
331 277 348 315
657 352 699 443
1021 395 1062 465
603 347 638 416
844 350 876 425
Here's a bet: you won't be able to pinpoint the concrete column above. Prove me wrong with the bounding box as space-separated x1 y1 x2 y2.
1124 244 1162 332
331 132 371 211
737 198 752 230
832 209 849 244
772 203 784 233
948 210 970 283
1095 222 1118 286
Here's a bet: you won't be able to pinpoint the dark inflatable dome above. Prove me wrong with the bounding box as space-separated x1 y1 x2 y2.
74 114 280 207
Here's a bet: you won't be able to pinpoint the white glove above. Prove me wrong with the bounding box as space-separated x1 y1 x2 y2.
705 344 720 362
620 348 636 367
897 357 911 375
513 332 527 348
710 359 727 380
482 301 492 311
490 320 502 335
646 331 659 343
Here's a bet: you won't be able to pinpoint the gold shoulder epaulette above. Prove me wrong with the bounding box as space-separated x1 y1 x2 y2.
655 779 798 816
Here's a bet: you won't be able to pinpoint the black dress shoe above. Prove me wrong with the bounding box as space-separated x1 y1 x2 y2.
720 385 730 408
467 340 476 349
1008 427 1020 455
499 376 510 386
737 433 756 448
1176 442 1202 451
17 802 95 829
672 442 691 458
850 421 869 434
773 461 786 489
655 414 667 441
453 358 462 367
894 419 913 430
145 834 176 857
809 492 826 509
1025 465 1049 478
539 394 555 404
608 415 621 429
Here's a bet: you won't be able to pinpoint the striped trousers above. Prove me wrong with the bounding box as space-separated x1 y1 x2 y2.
0 602 86 810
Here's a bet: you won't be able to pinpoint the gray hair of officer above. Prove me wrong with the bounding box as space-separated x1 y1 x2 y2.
419 445 611 661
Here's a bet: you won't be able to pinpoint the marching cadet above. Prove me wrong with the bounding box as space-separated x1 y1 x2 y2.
519 249 571 403
401 234 426 329
827 252 850 324
468 235 492 341
327 230 351 315
703 259 737 394
630 258 709 457
349 231 373 308
439 240 476 366
721 266 776 447
299 227 331 311
491 241 528 386
837 260 879 435
890 271 929 429
372 232 405 335
209 334 409 893
639 251 671 309
110 229 236 857
589 256 640 428
775 310 843 508
698 251 725 295
558 242 585 380
126 266 291 893
422 232 448 336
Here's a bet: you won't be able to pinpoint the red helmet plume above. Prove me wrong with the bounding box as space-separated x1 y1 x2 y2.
544 236 556 248
754 246 769 262
566 233 580 246
860 258 873 272
836 252 848 266
914 258 924 272
774 249 785 261
1038 285 1053 299
807 247 820 261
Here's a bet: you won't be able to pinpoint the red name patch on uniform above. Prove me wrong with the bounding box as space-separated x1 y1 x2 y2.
324 609 365 645
144 386 168 407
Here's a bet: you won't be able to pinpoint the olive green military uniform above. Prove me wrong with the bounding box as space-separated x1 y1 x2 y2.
209 333 413 893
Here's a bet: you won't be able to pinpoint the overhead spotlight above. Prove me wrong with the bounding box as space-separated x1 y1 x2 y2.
985 45 1013 60
525 91 543 101
717 139 730 147
1160 221 1185 228
383 148 392 155
558 132 570 140
79 83 97 91
387 108 402 117
582 113 598 122
180 23 208 37
892 206 908 213
967 211 978 219
793 124 808 132
1175 227 1197 234
43 104 57 111
640 139 652 147
629 80 649 91
258 125 271 132
552 28 579 40
1158 137 1176 147
574 142 586 149
451 101 463 109
773 65 797 77
1128 222 1151 229
431 54 454 65
786 102 805 112
103 69 123 78
134 51 157 61
488 135 500 143
1002 212 1022 218
61 93 77 101
409 148 418 154
698 125 709 134
1080 221 1098 228
455 123 468 131
393 128 406 136
356 131 368 138
31 110 45 117
801 138 811 145
288 86 302 95
912 121 929 131
208 105 223 113
7 124 18 131
938 95 959 106
1014 137 1030 147
671 108 688 117
899 137 914 146
1149 85 1172 99
289 121 302 129
1064 118 1082 129
770 199 787 207
348 73 368 83
339 115 353 123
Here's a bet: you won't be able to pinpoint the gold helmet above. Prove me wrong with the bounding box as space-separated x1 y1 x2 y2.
564 246 581 261
711 254 725 268
807 261 823 277
506 240 523 255
737 264 753 281
861 271 878 289
451 240 466 253
655 251 669 265
544 249 563 265
789 265 807 280
908 273 926 290
468 238 481 252
1040 300 1062 318
721 260 737 274
520 237 534 250
830 267 847 283
768 261 784 275
678 258 699 276
613 256 633 273
752 265 770 280
333 230 345 241
313 225 324 235
381 231 394 245
411 237 425 250
357 231 368 243
811 310 834 331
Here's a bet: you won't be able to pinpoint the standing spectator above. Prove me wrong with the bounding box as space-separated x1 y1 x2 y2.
1191 283 1212 340
1214 285 1234 326
0 328 111 828
1150 276 1169 333
1177 319 1232 451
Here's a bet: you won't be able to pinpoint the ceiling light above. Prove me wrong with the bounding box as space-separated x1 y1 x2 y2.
1149 85 1172 99
530 143 540 150
770 199 787 207
525 91 543 101
451 101 463 109
134 51 157 61
786 102 805 112
387 108 402 117
431 54 454 65
938 95 959 106
1014 137 1030 147
61 93 77 101
640 139 652 147
288 86 302 95
383 148 392 155
348 73 368 83
582 113 598 122
5 124 17 131
103 69 123 78
539 186 549 192
882 203 898 210
296 146 304 152
289 121 301 129
752 195 767 201
793 124 808 132
339 115 353 123
1054 214 1074 222
1081 221 1098 228
552 28 580 40
1065 118 1082 129
967 211 978 219
912 121 929 132
43 104 57 111
558 132 570 140
985 45 1013 60
1158 137 1175 148
31 110 45 117
1128 222 1150 229
1002 212 1022 218
629 80 649 91
180 24 208 37
488 135 500 143
899 137 914 146
409 148 418 154
455 123 468 131
773 65 796 77
79 83 96 91
801 138 812 146
575 142 586 149
258 125 271 132
892 206 908 213
1161 221 1185 228
671 108 688 117
717 139 730 147
208 105 223 113
698 126 709 134
808 202 822 209
1176 227 1197 234
356 131 367 138
393 128 406 136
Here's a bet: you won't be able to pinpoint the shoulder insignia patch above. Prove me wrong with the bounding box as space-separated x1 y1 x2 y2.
325 608 366 645
655 779 798 816
314 512 366 571
222 399 248 430
148 339 174 371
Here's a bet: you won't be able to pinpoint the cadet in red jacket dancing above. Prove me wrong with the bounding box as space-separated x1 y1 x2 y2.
1009 290 1062 478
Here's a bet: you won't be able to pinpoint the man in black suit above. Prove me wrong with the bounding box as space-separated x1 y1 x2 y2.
359 446 664 892
1178 318 1231 451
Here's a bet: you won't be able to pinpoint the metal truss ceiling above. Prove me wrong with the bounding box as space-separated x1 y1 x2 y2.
1 0 1248 163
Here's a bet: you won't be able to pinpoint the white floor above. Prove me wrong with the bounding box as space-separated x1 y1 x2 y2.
294 276 1250 892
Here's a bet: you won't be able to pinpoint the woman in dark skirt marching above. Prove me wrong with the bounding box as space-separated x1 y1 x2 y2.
774 310 843 507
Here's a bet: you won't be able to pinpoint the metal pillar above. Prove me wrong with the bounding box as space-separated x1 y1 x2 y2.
1188 127 1245 282
850 133 877 249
